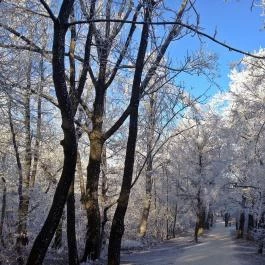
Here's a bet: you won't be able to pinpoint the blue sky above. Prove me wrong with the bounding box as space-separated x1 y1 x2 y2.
168 0 265 100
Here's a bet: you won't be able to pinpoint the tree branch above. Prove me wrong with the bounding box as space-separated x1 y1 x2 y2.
30 88 59 108
66 19 265 59
103 104 131 140
0 23 44 52
40 0 57 23
77 0 97 96
105 3 142 89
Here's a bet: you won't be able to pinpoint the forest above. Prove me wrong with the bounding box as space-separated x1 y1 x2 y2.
0 0 265 265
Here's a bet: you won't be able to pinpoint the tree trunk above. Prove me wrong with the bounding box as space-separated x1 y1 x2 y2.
17 58 32 249
66 10 79 263
173 176 180 238
194 188 203 243
0 177 6 246
26 2 77 263
138 168 152 237
101 144 108 206
108 4 152 264
82 135 103 261
82 71 106 261
67 180 79 265
258 240 263 254
153 175 159 238
100 144 108 251
77 150 86 203
8 98 25 250
194 221 199 243
238 212 245 238
166 165 169 239
31 57 44 188
138 95 155 238
51 213 63 249
194 209 205 243
108 105 140 265
172 203 178 238
27 131 77 264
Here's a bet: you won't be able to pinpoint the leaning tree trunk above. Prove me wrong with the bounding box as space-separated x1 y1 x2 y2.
26 2 77 264
108 4 151 264
107 105 141 265
26 80 77 264
51 213 63 250
0 177 6 246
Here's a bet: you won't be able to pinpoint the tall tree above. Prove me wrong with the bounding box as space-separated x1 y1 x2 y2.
138 93 156 238
26 1 77 264
16 57 32 251
108 1 153 263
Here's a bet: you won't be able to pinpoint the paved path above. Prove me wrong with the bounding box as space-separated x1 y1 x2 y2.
121 221 262 265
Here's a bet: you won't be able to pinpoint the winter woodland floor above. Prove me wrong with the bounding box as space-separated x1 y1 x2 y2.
120 220 265 265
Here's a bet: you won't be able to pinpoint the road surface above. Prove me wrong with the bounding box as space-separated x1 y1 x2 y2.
121 220 264 265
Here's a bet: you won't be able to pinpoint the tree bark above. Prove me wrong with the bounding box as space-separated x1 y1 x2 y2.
100 144 108 250
82 132 103 261
101 144 108 206
108 3 152 264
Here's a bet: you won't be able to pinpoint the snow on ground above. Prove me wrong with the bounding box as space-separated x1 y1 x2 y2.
121 220 265 265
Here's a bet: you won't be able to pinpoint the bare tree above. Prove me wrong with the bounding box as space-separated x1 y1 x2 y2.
26 1 78 264
138 93 156 238
107 1 156 264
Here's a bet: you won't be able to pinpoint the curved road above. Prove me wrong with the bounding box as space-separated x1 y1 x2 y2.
121 221 263 265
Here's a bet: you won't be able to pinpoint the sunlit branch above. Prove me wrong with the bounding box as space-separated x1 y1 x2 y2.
66 19 265 59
